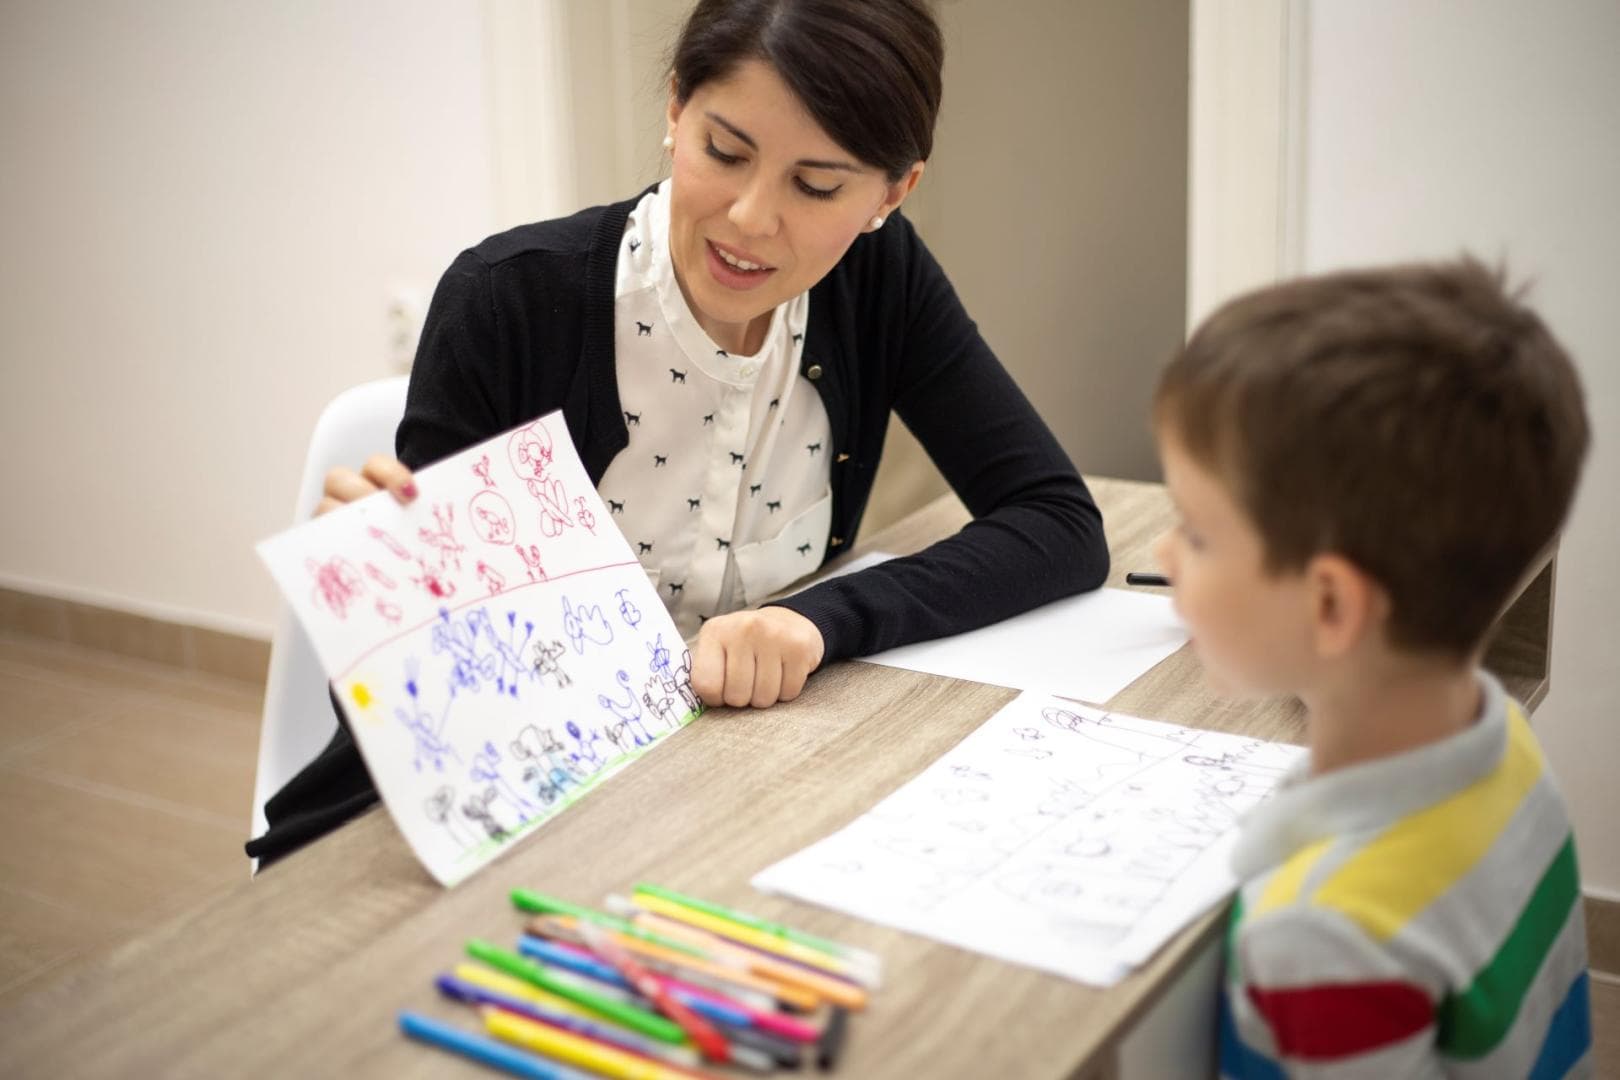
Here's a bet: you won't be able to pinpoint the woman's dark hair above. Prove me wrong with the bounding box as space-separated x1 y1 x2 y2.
671 0 943 181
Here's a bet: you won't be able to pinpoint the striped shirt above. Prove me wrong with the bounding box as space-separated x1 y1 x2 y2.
1221 672 1592 1078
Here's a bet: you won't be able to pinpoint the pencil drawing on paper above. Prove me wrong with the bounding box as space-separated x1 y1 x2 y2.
753 692 1302 985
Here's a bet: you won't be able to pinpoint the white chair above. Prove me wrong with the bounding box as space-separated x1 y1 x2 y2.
249 376 410 870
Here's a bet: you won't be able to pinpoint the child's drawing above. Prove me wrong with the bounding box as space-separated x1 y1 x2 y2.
257 410 702 887
753 692 1302 986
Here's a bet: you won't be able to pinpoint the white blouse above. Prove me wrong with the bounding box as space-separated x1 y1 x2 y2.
597 180 834 638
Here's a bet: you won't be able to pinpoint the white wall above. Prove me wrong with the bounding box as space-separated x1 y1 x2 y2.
1294 1 1620 893
0 0 495 637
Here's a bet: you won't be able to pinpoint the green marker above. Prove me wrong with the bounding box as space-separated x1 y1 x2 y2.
509 888 707 959
463 938 686 1044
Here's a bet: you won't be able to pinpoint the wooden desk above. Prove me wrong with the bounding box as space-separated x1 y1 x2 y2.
0 478 1553 1078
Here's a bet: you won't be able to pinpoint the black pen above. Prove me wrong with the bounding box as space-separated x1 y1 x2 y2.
1124 572 1171 587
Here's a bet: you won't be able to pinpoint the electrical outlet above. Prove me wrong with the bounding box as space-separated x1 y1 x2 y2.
385 286 426 371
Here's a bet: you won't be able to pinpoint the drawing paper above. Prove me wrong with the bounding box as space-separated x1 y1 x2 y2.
856 582 1188 704
753 691 1303 985
258 411 699 886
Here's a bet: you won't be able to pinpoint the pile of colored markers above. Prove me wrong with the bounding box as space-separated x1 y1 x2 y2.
399 883 881 1079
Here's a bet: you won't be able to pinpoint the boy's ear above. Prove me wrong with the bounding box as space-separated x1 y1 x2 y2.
1305 553 1386 659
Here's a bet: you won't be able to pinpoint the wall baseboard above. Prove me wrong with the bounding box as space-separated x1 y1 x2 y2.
1589 893 1620 979
0 585 270 688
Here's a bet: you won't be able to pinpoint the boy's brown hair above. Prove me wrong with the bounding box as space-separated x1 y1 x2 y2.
1155 258 1588 658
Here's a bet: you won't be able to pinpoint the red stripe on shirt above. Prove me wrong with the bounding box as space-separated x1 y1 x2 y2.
1248 980 1434 1060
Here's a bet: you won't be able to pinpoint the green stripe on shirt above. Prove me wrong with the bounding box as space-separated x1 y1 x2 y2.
1437 834 1580 1059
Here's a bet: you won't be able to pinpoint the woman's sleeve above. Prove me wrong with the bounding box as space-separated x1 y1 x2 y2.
395 250 509 471
772 223 1109 661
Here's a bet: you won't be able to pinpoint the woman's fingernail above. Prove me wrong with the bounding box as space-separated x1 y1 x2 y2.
401 482 418 498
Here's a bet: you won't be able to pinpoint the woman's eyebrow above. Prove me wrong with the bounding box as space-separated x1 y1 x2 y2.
704 111 864 173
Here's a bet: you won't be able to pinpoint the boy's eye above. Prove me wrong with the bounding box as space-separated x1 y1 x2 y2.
1177 521 1206 551
705 136 743 165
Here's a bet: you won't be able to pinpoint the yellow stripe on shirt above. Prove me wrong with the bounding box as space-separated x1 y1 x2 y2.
1254 838 1335 917
1309 704 1543 942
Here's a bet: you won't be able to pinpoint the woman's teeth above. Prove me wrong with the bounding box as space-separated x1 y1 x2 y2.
717 246 767 272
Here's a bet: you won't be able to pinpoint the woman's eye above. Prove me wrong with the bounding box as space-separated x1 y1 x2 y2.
704 137 742 165
795 178 840 200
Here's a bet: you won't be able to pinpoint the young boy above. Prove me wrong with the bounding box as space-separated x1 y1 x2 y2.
1152 259 1593 1077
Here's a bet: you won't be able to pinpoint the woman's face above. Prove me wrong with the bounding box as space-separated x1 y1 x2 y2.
666 59 921 353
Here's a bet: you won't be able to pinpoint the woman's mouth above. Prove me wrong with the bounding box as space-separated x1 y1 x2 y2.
706 240 776 291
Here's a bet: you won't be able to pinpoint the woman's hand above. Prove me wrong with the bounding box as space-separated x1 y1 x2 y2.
315 455 418 517
691 607 825 708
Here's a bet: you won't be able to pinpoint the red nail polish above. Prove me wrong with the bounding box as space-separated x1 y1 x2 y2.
401 482 418 499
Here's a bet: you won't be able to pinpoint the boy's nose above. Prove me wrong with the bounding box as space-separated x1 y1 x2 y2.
1151 531 1175 574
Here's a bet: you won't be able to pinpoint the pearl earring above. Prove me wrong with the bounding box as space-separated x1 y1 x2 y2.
662 135 675 151
870 215 885 230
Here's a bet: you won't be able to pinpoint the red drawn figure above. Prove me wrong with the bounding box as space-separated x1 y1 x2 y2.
375 598 403 624
508 419 574 536
417 502 466 571
412 557 457 600
365 562 398 590
468 490 516 545
307 556 365 619
476 559 507 596
534 478 575 537
573 496 597 535
515 543 546 582
508 420 554 486
368 525 411 561
472 453 496 489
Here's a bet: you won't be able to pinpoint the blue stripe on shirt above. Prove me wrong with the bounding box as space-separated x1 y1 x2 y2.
1528 969 1592 1080
1218 988 1286 1080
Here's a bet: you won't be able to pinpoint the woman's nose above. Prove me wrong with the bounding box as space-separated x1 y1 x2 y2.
728 178 781 238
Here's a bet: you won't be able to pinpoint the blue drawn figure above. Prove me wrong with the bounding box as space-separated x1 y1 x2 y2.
424 785 476 849
481 609 536 697
647 633 674 681
616 588 642 629
431 607 497 696
565 719 605 771
561 595 615 655
468 739 534 819
597 670 653 748
430 606 537 699
461 786 509 842
396 663 460 773
531 638 572 688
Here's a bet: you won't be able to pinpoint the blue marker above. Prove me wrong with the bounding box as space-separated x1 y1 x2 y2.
515 936 752 1028
518 935 628 987
398 1010 590 1080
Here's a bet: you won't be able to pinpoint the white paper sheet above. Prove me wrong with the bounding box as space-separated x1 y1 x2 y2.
855 582 1188 704
257 411 699 886
753 691 1303 985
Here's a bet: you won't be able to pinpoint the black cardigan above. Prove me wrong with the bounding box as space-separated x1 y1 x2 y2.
398 189 1108 659
247 191 1108 865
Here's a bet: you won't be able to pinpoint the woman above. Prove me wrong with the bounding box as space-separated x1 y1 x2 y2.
249 0 1107 863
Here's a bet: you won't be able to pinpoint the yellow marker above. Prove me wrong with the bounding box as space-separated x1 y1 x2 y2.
484 1008 707 1080
632 893 860 984
349 682 373 709
452 963 600 1022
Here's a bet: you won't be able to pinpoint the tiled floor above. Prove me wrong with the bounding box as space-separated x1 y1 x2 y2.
0 629 1616 1074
